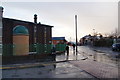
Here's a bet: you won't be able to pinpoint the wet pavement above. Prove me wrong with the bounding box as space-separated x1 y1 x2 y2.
2 62 95 78
77 46 119 66
69 59 118 78
1 46 120 79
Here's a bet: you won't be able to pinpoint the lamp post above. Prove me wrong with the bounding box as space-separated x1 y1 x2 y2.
75 15 78 54
93 29 95 36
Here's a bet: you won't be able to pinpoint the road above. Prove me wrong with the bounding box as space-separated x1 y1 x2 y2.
77 46 119 66
1 46 119 79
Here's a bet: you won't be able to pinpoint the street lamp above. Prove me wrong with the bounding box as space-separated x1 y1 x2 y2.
75 15 78 54
93 29 95 36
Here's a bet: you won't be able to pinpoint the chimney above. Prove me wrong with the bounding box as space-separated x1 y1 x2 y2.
0 6 3 19
34 14 37 24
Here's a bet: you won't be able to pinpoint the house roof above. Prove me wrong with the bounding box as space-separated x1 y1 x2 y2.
3 17 53 28
3 17 34 24
52 37 65 40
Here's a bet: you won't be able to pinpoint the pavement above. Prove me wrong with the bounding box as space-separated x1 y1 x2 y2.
56 46 119 78
69 59 118 78
2 61 95 78
1 46 120 79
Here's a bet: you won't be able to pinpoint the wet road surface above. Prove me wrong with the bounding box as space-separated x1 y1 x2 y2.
2 62 95 78
77 46 119 66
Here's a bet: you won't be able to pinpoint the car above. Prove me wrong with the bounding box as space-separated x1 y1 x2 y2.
112 43 120 51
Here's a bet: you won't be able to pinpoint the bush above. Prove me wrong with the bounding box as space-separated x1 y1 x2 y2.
93 38 113 47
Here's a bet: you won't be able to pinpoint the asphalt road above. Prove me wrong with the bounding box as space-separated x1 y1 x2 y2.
77 46 119 66
2 61 96 78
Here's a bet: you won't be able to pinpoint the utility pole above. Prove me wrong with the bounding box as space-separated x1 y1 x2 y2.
75 15 78 54
93 29 95 36
70 37 71 42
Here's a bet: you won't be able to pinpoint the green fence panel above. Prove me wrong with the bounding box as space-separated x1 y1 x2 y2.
61 44 66 51
61 44 66 52
46 44 52 54
36 43 40 54
59 44 62 51
36 43 45 54
29 44 36 52
2 43 53 56
55 44 66 52
56 44 60 51
0 44 2 55
36 43 52 54
3 44 13 56
44 44 47 53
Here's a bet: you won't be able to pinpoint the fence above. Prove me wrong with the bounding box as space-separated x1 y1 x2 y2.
2 43 66 56
2 44 13 56
55 44 66 52
0 48 1 55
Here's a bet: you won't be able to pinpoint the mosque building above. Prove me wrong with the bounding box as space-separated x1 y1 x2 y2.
0 7 53 56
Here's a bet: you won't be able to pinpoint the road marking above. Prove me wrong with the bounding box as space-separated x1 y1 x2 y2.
1 60 77 70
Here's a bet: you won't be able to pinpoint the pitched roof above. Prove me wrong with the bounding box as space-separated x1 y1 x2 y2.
52 37 65 40
3 17 53 28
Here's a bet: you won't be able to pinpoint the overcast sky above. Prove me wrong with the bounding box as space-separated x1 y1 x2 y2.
1 1 118 41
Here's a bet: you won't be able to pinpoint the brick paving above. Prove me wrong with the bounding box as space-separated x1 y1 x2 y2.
69 59 118 78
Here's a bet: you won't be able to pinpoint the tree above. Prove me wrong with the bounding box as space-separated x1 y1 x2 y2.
100 34 103 39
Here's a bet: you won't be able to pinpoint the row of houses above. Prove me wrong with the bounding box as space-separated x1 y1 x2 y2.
80 34 120 47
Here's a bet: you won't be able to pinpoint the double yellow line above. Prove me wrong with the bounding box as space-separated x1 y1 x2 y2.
0 60 69 70
0 63 55 70
1 60 78 70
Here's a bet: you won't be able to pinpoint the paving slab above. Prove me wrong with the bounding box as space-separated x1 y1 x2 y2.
69 59 118 78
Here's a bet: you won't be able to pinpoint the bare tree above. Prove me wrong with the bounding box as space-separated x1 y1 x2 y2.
107 28 118 38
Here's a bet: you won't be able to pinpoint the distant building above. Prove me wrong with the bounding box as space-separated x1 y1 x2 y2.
80 34 103 45
80 35 93 45
52 37 66 52
52 37 66 45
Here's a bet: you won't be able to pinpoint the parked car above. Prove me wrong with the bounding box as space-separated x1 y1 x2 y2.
112 43 120 51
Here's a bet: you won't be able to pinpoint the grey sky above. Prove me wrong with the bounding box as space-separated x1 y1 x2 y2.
1 2 118 41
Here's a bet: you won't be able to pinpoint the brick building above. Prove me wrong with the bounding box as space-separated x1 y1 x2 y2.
52 37 66 45
1 7 53 56
52 37 66 52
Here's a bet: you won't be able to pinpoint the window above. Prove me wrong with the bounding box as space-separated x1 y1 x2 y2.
44 27 47 43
